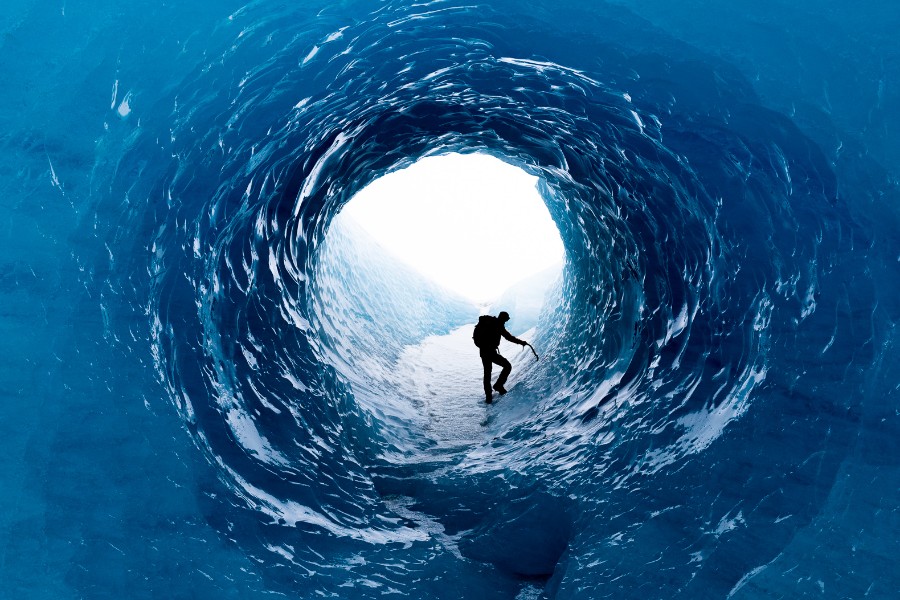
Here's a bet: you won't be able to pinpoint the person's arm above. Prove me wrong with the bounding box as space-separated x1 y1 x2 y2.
501 328 527 346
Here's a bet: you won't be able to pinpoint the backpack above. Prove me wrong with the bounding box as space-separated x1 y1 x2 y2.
472 315 496 348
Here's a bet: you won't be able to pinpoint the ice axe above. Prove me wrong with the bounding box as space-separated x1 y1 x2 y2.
525 342 539 361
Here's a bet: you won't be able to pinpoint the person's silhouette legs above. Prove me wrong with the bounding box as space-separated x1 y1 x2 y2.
481 349 512 403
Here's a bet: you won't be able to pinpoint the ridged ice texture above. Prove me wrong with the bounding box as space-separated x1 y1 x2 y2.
1 0 899 599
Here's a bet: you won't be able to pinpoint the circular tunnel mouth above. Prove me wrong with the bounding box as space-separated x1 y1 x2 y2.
153 75 758 531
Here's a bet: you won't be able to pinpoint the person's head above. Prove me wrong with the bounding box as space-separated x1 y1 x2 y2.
498 311 510 323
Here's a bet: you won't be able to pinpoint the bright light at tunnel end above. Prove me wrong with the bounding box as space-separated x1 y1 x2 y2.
340 152 565 304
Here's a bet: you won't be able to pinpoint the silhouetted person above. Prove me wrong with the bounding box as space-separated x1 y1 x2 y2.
472 311 527 404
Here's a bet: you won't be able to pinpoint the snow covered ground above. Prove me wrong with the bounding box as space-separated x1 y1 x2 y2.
392 325 537 447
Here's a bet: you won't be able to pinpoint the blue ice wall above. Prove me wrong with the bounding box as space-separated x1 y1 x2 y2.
1 0 898 598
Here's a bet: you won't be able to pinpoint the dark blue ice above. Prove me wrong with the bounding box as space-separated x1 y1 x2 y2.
1 0 899 598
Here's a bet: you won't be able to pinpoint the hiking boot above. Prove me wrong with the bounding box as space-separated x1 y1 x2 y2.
492 383 507 395
485 396 493 404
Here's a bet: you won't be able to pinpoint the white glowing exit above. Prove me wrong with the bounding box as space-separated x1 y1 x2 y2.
340 152 565 303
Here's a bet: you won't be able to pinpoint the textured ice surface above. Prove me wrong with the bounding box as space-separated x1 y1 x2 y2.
1 0 899 598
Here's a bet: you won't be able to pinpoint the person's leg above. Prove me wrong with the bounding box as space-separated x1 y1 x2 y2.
481 352 493 402
493 353 512 393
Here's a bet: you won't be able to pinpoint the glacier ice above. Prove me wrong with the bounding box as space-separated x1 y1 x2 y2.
0 0 898 598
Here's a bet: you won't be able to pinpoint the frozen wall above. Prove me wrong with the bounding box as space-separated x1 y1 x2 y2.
0 0 898 598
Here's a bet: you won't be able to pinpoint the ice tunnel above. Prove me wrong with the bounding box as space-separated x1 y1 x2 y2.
1 0 899 598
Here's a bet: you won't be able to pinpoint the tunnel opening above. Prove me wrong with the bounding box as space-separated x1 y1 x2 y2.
306 151 569 456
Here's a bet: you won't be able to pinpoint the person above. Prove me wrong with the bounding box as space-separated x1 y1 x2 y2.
473 311 528 404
